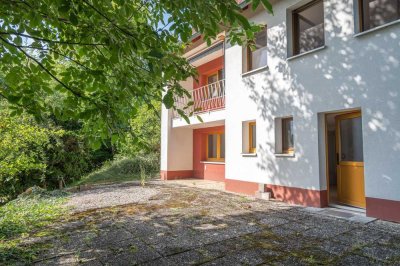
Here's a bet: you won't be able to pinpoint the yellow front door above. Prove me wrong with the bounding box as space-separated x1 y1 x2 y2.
335 112 366 208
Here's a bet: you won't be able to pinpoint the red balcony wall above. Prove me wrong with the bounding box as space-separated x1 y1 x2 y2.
193 126 225 181
193 56 224 89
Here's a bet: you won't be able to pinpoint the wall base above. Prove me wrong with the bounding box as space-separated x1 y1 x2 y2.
265 184 328 208
160 170 193 180
225 179 327 207
366 197 400 223
225 179 260 196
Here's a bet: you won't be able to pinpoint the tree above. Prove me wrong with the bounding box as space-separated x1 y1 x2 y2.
0 0 272 148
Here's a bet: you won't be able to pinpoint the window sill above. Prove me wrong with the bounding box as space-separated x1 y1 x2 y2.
275 153 295 158
354 19 400 38
200 161 225 165
286 45 327 61
241 65 269 78
241 153 257 157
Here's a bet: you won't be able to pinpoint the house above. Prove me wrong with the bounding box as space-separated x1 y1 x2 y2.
160 0 400 223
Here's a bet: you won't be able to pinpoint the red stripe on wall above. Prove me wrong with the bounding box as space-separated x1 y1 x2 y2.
160 170 193 180
366 197 400 223
225 179 259 196
265 184 328 208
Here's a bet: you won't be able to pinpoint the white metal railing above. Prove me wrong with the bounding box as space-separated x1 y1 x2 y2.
173 79 225 118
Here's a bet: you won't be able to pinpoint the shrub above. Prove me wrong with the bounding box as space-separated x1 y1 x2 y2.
0 102 100 202
0 112 50 202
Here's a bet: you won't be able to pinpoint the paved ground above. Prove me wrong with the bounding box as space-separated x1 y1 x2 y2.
27 181 400 265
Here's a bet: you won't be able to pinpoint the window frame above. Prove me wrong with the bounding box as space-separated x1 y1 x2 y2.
244 26 268 73
249 122 257 153
206 132 225 162
292 0 324 56
282 117 294 154
357 0 400 32
206 70 222 85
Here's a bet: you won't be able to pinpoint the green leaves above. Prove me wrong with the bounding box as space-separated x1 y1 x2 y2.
162 90 174 109
0 0 273 144
69 12 79 26
261 0 274 14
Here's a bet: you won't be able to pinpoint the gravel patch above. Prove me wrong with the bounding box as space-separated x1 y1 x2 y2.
65 184 159 213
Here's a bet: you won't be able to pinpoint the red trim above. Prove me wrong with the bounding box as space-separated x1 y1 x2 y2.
225 179 259 196
193 126 225 181
191 35 201 43
265 184 328 208
160 170 193 180
366 197 400 223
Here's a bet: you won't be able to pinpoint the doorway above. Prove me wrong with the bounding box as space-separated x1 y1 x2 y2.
325 110 366 209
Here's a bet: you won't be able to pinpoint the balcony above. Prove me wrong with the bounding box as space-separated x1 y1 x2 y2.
173 79 225 119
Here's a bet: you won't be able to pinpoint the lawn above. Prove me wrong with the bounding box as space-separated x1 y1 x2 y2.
0 187 67 264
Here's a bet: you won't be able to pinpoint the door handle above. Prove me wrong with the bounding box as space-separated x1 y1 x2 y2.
336 153 339 164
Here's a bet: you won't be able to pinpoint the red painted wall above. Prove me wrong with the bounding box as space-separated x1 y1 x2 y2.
193 126 225 181
193 56 224 89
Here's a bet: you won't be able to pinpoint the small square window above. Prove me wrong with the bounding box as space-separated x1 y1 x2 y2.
292 0 325 56
243 27 268 72
358 0 400 32
282 118 294 154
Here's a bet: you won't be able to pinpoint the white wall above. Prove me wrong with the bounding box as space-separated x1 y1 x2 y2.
160 104 193 171
225 0 400 201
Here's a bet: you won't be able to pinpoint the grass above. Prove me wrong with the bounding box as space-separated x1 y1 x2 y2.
71 157 158 187
0 187 67 264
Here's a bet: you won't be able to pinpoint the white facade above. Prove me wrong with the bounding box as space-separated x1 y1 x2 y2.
161 0 400 220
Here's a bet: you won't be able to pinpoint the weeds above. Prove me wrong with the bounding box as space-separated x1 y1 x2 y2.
0 187 67 264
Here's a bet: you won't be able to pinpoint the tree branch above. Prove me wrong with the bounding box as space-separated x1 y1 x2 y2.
0 31 105 47
0 35 89 101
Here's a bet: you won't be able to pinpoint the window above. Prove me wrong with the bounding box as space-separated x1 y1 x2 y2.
207 69 223 85
292 0 324 55
243 27 267 72
249 122 257 153
282 118 294 154
207 132 225 161
358 0 400 32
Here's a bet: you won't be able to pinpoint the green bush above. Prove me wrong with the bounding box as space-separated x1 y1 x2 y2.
0 111 51 202
0 102 100 202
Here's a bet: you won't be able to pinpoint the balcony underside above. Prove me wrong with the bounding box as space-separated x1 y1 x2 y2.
172 109 225 128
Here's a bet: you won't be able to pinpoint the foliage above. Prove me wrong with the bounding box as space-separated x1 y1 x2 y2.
0 106 53 201
72 155 159 186
0 187 67 264
118 100 161 156
0 101 98 202
0 0 272 147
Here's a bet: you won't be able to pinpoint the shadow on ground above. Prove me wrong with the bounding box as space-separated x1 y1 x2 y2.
19 182 400 265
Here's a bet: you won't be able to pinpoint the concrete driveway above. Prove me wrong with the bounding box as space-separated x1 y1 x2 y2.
30 181 400 265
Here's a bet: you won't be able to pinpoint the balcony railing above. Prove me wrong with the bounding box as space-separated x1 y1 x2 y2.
173 79 225 118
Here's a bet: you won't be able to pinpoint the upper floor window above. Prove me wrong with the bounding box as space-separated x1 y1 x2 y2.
243 27 267 73
292 0 325 55
358 0 400 32
207 69 223 85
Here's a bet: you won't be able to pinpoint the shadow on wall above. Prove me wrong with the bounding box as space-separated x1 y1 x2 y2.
242 1 400 194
